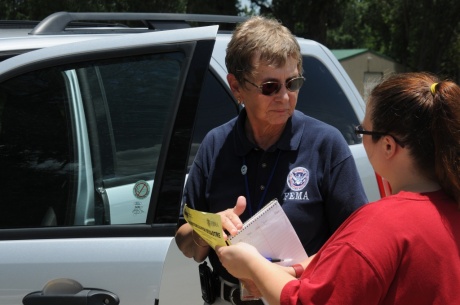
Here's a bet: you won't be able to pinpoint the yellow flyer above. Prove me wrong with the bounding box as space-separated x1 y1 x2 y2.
183 204 227 249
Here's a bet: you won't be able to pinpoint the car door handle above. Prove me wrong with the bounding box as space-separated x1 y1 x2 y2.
22 278 120 305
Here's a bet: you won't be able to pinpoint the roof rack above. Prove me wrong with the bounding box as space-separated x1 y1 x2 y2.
30 11 248 35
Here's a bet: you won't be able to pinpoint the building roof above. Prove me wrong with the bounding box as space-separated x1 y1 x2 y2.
331 48 398 63
331 49 369 61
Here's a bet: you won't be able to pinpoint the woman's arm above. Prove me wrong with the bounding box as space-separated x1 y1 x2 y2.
175 223 210 262
176 196 247 262
217 243 302 305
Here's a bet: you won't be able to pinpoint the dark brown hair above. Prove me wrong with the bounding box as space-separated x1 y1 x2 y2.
369 72 460 205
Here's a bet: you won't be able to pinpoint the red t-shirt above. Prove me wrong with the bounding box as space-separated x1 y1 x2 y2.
281 190 460 305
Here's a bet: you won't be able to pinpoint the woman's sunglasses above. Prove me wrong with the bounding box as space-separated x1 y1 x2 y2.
244 76 305 96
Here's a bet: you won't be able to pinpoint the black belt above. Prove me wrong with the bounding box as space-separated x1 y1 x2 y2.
220 279 264 305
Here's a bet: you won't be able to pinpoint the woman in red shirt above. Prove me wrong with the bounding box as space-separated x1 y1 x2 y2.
217 72 460 305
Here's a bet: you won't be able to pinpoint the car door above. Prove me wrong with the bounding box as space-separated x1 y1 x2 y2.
0 25 217 305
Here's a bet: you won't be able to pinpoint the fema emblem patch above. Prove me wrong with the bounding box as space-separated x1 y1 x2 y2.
287 167 309 191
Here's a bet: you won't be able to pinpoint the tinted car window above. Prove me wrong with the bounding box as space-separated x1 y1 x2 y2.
0 68 73 228
297 56 361 145
0 52 185 228
80 53 183 179
188 69 239 167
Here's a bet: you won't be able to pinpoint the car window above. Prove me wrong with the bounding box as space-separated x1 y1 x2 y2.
0 67 73 228
81 53 182 178
188 69 239 168
297 56 362 145
0 51 185 228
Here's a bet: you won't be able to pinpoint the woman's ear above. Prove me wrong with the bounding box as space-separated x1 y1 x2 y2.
382 135 397 159
227 74 242 97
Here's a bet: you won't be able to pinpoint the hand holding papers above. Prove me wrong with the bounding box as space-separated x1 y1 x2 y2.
184 199 308 302
230 198 309 301
184 199 308 264
227 198 308 267
183 204 227 249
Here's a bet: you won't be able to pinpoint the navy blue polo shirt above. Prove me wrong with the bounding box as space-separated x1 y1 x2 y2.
182 108 368 282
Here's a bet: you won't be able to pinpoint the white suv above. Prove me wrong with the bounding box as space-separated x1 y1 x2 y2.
0 12 386 305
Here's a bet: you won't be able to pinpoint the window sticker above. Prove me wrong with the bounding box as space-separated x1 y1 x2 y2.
133 180 150 199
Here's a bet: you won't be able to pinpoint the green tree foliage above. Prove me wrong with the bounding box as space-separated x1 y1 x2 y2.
186 0 238 15
0 0 244 20
249 0 350 43
1 0 459 79
328 0 460 79
249 0 459 80
0 0 188 20
270 0 350 43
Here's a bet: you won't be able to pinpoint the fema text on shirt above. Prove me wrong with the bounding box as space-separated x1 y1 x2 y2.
284 167 309 201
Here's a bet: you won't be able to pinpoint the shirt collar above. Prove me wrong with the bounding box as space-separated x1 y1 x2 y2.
234 109 304 156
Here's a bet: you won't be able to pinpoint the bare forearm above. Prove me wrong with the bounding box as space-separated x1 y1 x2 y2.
253 255 315 304
247 259 296 305
175 223 209 262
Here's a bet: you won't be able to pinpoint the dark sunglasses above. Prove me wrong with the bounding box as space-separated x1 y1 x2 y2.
244 76 305 96
354 124 405 147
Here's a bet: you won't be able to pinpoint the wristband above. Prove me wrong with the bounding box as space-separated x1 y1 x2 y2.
291 264 304 278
